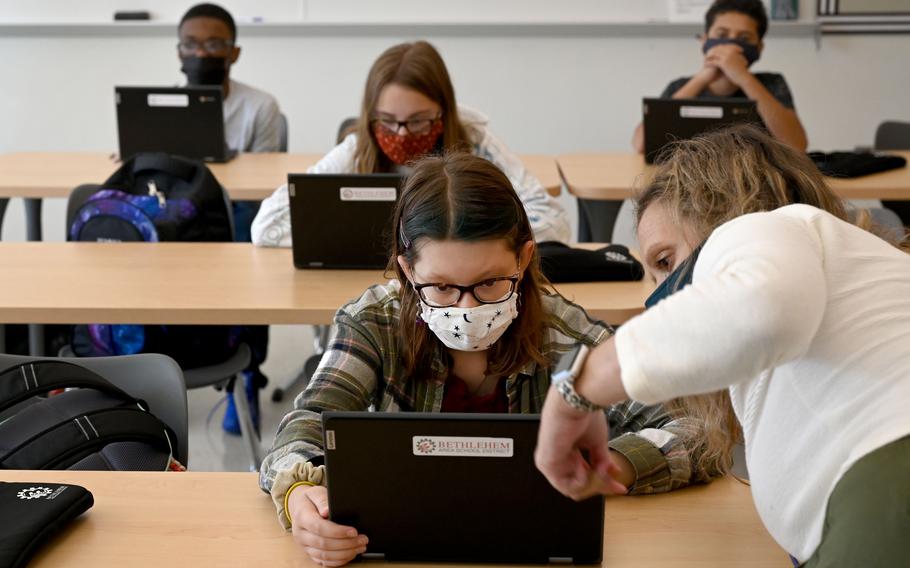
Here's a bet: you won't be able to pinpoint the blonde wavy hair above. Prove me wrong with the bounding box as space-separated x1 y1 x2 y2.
636 124 908 477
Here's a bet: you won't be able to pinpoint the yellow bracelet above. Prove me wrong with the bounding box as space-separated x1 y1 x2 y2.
284 481 318 526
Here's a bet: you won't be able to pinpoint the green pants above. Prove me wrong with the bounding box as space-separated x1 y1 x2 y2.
802 434 910 567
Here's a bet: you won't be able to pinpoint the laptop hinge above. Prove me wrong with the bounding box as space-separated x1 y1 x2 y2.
361 553 385 561
548 557 573 564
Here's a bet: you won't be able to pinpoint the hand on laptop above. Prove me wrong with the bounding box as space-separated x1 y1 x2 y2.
287 484 368 567
535 387 628 501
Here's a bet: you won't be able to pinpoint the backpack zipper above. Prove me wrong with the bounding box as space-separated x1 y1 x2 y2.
147 180 166 208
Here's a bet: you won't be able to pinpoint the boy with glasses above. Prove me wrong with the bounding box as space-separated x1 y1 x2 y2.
632 0 808 152
178 3 283 160
179 3 281 435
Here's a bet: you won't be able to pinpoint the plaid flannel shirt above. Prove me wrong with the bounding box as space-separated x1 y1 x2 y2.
260 282 719 498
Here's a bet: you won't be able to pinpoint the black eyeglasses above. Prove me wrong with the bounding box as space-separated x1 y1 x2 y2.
177 39 234 55
371 114 442 136
414 274 519 308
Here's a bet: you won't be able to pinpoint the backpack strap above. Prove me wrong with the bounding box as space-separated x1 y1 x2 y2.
0 407 176 470
132 153 195 181
0 361 135 413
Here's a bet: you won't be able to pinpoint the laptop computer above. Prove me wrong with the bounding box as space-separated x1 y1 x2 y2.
115 86 237 162
322 412 605 564
643 97 761 164
288 173 403 269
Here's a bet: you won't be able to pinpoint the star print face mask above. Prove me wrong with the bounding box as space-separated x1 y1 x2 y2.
419 295 519 351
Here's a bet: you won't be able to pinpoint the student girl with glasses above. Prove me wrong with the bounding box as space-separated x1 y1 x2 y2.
251 40 569 249
259 152 723 567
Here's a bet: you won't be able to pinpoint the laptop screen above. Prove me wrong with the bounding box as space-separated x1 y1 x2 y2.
322 411 604 564
288 173 403 270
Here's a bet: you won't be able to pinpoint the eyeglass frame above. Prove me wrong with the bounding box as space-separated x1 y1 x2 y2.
413 273 520 308
371 113 442 136
177 38 235 56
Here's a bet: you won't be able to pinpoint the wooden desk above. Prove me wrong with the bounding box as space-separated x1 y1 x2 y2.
1 470 788 568
0 152 560 201
519 154 561 197
557 151 910 201
827 151 910 199
0 152 322 202
0 242 651 326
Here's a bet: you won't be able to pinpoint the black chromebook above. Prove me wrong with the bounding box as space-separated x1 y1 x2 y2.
288 173 403 269
116 85 236 162
642 97 761 163
322 412 605 564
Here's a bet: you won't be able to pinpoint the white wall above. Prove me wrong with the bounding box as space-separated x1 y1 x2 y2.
1 18 908 242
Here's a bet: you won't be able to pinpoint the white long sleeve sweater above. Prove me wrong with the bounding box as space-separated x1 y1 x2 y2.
615 204 910 562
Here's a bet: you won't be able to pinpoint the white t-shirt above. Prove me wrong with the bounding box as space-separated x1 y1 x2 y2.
223 79 282 153
250 106 570 247
615 204 910 562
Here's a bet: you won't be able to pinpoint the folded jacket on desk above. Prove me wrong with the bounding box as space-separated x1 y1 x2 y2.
808 151 907 178
538 241 644 283
0 482 94 568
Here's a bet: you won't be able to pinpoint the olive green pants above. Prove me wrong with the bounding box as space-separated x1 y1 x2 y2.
802 434 910 567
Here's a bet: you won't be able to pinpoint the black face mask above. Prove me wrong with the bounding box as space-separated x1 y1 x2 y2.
702 38 761 67
181 56 228 86
644 244 704 309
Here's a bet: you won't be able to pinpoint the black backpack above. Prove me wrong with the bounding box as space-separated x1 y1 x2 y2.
538 242 645 283
68 153 241 369
0 361 177 471
68 152 232 243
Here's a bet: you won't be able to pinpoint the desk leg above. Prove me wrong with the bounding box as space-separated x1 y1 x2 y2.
24 198 46 355
0 199 7 352
0 197 8 238
24 198 42 241
577 199 622 243
29 324 45 357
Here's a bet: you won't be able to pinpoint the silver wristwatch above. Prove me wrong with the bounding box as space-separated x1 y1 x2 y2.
552 344 603 412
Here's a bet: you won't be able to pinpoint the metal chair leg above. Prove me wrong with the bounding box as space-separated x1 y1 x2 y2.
271 325 330 402
229 373 261 472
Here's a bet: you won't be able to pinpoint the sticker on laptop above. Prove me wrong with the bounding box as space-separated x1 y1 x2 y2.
680 105 723 119
339 187 397 202
412 436 513 457
147 94 190 108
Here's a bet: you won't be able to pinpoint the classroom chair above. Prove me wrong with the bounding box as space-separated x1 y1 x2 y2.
62 183 263 470
337 117 358 143
0 352 189 468
876 120 910 226
875 120 910 150
278 113 289 153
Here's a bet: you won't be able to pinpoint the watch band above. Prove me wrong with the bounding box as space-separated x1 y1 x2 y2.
555 375 604 413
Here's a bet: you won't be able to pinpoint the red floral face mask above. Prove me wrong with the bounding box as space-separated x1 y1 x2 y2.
373 120 444 165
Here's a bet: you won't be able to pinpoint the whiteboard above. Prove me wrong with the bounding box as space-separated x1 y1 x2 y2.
0 0 303 23
0 0 678 25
